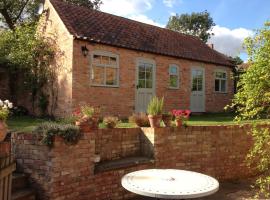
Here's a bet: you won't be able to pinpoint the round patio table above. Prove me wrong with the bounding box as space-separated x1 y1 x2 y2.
121 169 219 199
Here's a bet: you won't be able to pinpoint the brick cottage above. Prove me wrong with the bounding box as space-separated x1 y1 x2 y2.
41 0 235 117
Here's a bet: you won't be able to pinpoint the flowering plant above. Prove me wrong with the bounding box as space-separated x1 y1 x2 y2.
72 105 102 121
172 109 191 121
0 100 13 121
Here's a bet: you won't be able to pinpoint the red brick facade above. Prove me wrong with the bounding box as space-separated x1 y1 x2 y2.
42 0 234 118
12 125 256 200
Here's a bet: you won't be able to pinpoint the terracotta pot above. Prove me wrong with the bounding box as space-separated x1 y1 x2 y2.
175 119 182 127
76 116 99 132
162 114 172 127
0 120 8 142
148 115 162 128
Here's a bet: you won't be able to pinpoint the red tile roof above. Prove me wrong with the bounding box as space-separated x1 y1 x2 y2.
49 0 234 67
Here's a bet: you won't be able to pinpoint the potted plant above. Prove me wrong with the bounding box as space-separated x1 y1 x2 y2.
129 113 150 127
74 105 101 130
103 116 119 128
147 96 164 128
162 112 173 127
0 100 13 141
172 109 191 127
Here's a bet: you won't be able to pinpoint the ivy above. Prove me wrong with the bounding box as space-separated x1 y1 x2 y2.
34 122 81 147
230 21 270 197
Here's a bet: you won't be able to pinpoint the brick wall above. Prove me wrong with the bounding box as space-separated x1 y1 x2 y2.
72 40 234 117
95 128 142 162
12 125 255 200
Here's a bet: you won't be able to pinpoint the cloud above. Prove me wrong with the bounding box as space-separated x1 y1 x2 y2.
100 0 164 27
101 0 153 16
208 25 254 57
129 14 165 27
163 0 177 8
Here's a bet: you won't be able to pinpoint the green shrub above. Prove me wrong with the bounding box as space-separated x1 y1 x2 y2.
34 122 80 147
147 96 164 115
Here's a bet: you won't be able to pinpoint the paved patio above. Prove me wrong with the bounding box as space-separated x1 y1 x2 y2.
129 178 260 200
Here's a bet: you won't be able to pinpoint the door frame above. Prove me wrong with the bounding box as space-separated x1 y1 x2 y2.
135 57 156 113
190 66 205 112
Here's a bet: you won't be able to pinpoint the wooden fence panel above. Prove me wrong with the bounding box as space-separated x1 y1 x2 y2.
0 156 16 200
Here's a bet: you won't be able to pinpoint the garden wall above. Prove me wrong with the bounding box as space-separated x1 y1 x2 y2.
12 125 256 200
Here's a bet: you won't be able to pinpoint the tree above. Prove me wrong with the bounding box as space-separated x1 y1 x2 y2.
166 11 215 43
230 56 244 66
0 22 56 115
0 0 102 30
230 22 270 198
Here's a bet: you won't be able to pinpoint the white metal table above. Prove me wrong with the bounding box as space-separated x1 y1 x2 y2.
121 169 219 199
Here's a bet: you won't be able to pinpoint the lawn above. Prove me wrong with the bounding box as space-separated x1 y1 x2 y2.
7 113 270 132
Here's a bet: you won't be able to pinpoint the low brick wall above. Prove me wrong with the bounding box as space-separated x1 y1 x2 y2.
95 128 142 162
12 125 256 200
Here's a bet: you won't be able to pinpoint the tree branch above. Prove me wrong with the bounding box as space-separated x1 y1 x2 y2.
0 9 15 30
15 0 30 22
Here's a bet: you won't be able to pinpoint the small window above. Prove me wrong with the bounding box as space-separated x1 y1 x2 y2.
91 52 119 87
169 65 179 89
215 70 227 92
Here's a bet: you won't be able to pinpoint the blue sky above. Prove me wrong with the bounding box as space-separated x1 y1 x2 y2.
101 0 270 61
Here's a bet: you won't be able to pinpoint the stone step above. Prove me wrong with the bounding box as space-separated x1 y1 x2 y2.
12 173 28 192
11 188 35 200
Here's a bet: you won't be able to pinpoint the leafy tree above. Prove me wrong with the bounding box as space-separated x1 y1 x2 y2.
166 11 215 43
231 56 244 66
0 0 102 30
230 22 270 198
0 22 56 115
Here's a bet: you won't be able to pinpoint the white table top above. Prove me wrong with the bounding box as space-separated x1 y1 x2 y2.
121 169 219 199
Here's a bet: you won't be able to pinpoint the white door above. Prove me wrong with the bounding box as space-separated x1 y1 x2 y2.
135 59 155 113
190 68 205 112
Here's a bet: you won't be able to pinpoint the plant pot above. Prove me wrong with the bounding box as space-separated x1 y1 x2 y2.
162 114 172 127
76 116 99 132
0 120 8 142
148 115 162 128
175 119 183 127
106 122 116 129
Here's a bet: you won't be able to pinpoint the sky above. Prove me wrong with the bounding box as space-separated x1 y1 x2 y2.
100 0 270 62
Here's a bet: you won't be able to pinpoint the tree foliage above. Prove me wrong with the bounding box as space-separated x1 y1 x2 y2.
231 21 270 198
0 0 102 30
0 22 56 114
166 11 215 43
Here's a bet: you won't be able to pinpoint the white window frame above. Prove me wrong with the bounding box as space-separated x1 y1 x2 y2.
214 69 227 93
169 64 180 89
90 51 119 87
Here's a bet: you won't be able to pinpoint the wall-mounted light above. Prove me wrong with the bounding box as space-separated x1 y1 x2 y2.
81 45 89 57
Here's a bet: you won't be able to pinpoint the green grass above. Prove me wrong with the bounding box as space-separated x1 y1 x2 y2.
7 116 50 132
7 113 270 132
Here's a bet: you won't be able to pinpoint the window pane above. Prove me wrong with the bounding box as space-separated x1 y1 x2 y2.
192 78 197 91
93 55 101 64
221 80 226 92
222 72 226 79
198 82 203 91
215 79 220 91
92 66 104 85
170 66 177 74
101 56 110 65
138 79 145 88
145 71 152 80
106 67 117 85
110 57 117 65
139 71 145 79
170 75 177 88
146 80 152 88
